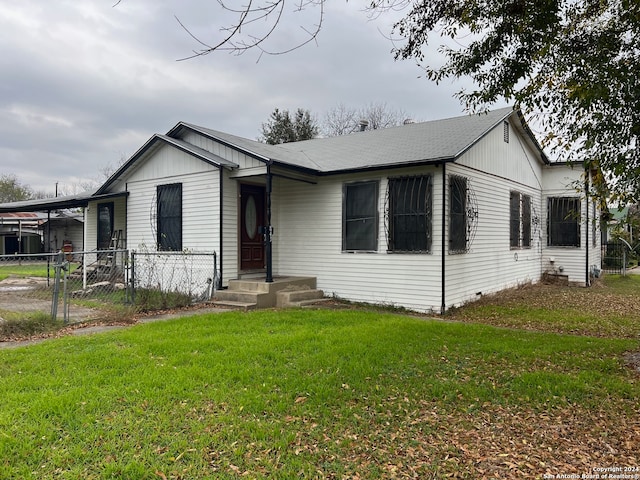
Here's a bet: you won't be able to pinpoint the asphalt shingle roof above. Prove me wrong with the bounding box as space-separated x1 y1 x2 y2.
183 107 516 173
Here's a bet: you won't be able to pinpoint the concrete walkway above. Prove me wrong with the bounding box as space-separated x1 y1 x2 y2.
0 305 232 350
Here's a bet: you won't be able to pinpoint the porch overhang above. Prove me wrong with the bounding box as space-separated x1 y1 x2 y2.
0 191 128 214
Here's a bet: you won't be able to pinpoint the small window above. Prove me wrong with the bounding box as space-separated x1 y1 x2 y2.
522 195 532 247
510 192 521 248
449 176 468 253
503 121 510 143
157 183 182 251
548 197 580 247
343 181 378 251
510 192 532 248
387 176 432 252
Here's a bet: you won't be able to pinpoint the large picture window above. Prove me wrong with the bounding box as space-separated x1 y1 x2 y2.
510 192 532 248
449 176 468 253
343 181 378 251
157 183 182 251
547 197 580 247
387 176 432 252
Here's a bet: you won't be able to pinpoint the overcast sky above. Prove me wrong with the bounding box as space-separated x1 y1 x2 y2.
0 1 490 195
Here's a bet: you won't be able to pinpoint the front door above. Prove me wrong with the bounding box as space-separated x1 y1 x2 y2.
97 202 114 250
240 184 266 271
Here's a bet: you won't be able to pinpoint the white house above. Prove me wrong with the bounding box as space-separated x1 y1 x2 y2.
0 107 601 312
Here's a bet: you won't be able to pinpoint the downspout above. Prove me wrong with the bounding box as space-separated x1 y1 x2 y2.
441 162 446 314
585 169 590 286
265 163 273 283
218 167 224 288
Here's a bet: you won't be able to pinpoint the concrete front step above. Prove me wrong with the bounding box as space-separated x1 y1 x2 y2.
214 276 319 309
212 299 257 311
276 289 325 308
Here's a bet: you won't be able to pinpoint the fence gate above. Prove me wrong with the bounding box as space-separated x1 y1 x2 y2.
601 242 627 275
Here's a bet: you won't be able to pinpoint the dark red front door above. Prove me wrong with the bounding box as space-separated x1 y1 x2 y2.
240 184 265 270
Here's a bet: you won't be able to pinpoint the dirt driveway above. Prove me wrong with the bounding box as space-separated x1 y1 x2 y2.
0 276 98 323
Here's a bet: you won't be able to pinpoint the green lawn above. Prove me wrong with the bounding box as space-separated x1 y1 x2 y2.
1 308 638 478
0 262 52 281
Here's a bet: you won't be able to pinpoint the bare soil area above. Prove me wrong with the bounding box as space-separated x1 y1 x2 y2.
0 276 98 323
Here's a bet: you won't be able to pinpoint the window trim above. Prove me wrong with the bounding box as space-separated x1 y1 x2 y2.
157 183 183 251
510 191 532 249
342 180 379 252
547 196 581 247
449 175 469 254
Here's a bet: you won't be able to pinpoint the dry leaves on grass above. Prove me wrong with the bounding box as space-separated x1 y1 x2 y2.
311 401 640 479
450 281 640 338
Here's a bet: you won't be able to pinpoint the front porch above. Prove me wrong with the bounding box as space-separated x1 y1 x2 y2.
214 276 325 310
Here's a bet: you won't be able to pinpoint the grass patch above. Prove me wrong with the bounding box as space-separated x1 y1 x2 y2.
0 310 63 339
0 262 52 280
0 309 638 478
133 287 194 312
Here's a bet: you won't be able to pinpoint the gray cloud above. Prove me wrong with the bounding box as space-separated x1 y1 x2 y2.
0 1 479 193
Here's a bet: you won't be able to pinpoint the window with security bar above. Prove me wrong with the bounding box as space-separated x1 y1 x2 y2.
547 197 580 247
386 175 432 252
449 175 468 253
343 181 378 251
510 192 532 248
157 183 182 251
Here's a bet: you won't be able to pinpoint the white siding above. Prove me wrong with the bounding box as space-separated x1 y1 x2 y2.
85 196 127 251
182 131 265 170
96 142 221 256
457 118 544 189
541 164 598 285
126 172 220 252
220 169 240 286
273 167 444 313
443 163 543 308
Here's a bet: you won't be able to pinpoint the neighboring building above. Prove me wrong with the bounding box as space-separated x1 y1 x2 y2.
0 212 45 254
0 108 602 312
40 211 85 253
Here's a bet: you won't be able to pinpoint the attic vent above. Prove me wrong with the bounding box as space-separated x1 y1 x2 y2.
503 121 510 143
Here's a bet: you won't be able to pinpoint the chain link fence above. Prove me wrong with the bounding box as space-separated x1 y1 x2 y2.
131 250 218 308
0 249 217 325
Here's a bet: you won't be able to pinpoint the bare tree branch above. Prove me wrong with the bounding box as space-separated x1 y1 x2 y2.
175 0 325 61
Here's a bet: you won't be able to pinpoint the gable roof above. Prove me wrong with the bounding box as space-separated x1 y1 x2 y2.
172 106 547 174
96 133 239 195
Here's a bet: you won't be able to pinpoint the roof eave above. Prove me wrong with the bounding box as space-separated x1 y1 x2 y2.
169 122 273 165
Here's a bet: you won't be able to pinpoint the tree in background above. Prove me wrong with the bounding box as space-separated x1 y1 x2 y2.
176 0 640 202
0 174 33 203
260 108 318 144
322 102 410 137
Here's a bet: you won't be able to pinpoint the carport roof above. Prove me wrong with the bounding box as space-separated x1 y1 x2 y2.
0 191 127 214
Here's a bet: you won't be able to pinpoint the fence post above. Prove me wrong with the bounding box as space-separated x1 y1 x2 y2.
51 251 64 321
62 258 69 324
130 251 136 305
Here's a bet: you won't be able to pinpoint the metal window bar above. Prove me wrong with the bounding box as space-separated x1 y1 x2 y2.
522 195 532 247
157 183 183 251
385 175 433 252
548 197 580 246
510 191 521 247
